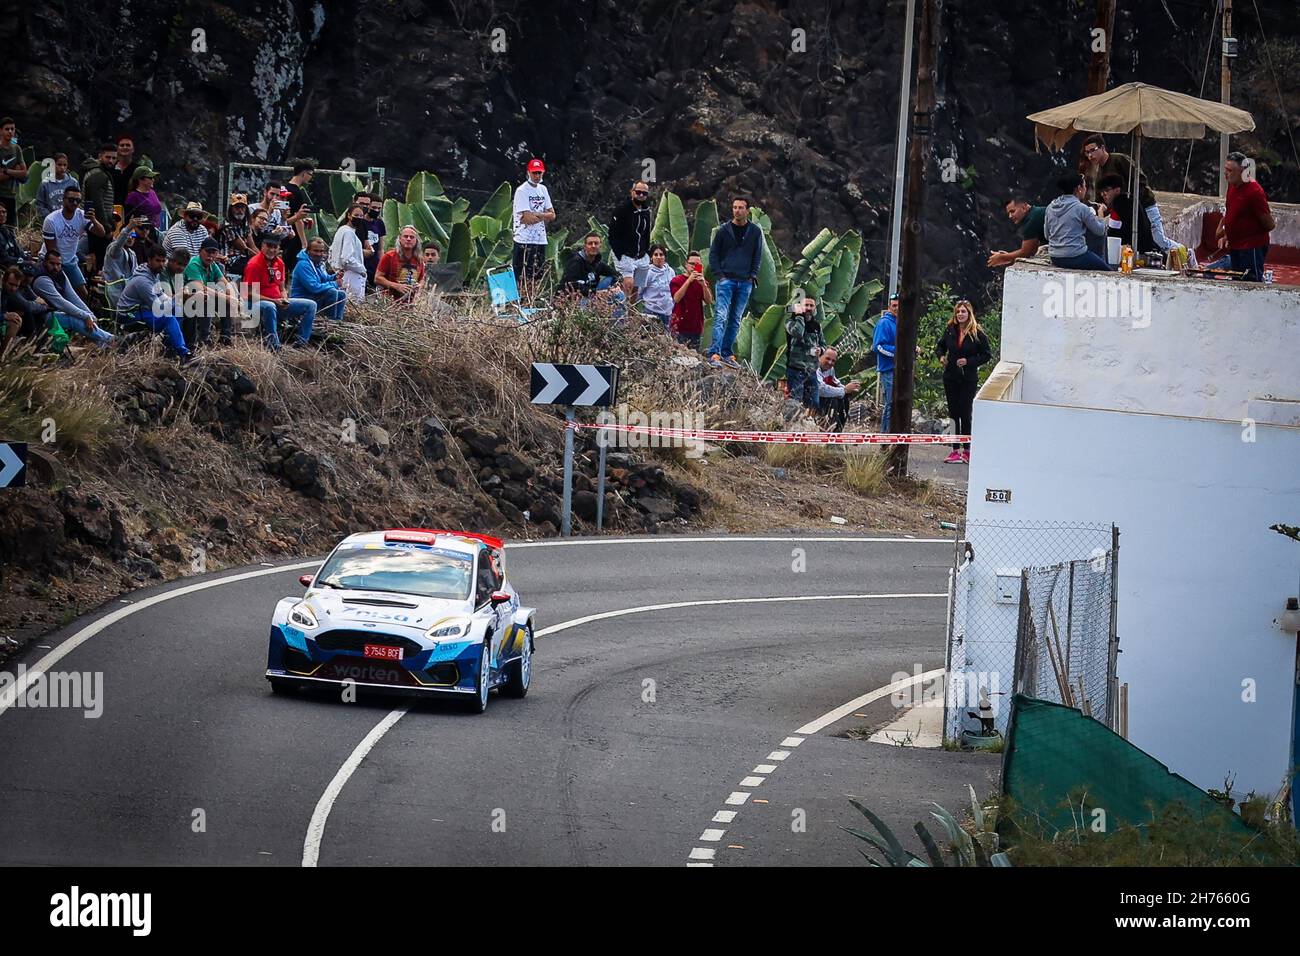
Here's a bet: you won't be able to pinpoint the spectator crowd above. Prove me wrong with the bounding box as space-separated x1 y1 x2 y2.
0 114 1280 460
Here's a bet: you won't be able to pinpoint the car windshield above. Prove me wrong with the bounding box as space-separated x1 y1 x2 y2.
315 545 473 600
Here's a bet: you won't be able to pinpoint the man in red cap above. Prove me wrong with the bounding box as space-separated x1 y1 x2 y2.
512 158 555 294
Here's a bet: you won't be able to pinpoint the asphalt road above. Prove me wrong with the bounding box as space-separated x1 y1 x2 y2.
0 535 994 866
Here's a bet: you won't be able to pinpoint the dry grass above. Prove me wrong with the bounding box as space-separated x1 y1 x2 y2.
841 449 890 497
0 341 115 456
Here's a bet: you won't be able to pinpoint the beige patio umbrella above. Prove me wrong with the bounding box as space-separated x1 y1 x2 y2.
1027 82 1255 253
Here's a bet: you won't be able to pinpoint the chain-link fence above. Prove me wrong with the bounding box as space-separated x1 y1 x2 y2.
943 519 1119 741
1015 549 1117 726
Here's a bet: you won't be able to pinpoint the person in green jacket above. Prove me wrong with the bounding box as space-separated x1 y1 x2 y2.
785 295 826 410
81 144 117 272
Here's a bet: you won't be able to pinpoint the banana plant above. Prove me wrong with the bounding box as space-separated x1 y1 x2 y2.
649 191 690 271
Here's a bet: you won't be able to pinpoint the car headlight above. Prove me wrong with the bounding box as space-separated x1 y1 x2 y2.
289 602 319 630
426 618 469 640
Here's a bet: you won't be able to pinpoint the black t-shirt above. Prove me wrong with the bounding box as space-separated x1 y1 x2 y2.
284 182 310 215
280 181 311 259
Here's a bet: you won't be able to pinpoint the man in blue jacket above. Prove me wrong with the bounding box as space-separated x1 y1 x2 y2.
872 294 898 431
707 197 763 369
291 237 346 327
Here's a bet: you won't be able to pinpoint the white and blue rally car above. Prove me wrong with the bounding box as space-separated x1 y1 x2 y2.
266 529 535 712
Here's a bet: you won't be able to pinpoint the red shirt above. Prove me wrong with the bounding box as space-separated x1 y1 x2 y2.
377 250 424 296
1224 180 1271 250
669 273 706 335
243 252 286 300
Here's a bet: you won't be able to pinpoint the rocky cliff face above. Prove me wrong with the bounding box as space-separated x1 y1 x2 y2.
10 0 1299 299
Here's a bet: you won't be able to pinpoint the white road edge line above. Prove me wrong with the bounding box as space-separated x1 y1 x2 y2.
511 536 950 548
0 560 319 718
795 667 945 736
536 593 945 638
302 708 407 868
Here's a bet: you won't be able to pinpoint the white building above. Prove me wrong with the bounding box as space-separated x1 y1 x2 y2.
948 259 1300 805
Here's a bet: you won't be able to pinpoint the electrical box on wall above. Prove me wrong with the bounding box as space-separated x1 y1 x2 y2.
995 570 1021 605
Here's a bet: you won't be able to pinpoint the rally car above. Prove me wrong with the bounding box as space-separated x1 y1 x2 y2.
265 529 535 712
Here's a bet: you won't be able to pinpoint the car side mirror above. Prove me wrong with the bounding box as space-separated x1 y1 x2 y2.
489 590 511 607
299 574 314 588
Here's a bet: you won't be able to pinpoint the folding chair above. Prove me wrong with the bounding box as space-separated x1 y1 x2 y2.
485 265 543 323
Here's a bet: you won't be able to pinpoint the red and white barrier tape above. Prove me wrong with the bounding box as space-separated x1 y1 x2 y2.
565 421 968 445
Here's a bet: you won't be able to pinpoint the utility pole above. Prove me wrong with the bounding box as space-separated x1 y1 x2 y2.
886 0 918 300
887 0 938 478
1219 0 1234 196
1086 0 1117 95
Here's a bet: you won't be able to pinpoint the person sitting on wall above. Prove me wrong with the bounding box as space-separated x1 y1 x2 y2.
987 194 1046 268
1044 174 1113 272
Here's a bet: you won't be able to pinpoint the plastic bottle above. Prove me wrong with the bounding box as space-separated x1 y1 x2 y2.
1120 246 1134 274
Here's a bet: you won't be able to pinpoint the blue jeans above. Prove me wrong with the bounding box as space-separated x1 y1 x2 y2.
711 278 752 359
787 365 818 409
62 258 88 289
1228 246 1268 282
302 287 346 324
52 312 114 347
257 298 317 348
879 368 894 432
1051 251 1114 271
137 311 190 356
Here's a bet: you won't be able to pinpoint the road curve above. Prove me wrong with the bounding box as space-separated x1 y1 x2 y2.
0 535 965 866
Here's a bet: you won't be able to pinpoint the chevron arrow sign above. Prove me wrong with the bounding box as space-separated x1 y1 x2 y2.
529 363 619 407
0 441 27 488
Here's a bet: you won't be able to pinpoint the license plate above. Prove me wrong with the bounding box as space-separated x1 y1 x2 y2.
363 644 403 661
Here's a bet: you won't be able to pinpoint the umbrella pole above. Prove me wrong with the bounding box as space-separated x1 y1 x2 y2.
1132 132 1142 254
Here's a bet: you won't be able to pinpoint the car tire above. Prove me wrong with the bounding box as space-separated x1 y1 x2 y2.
502 624 532 699
269 677 297 695
466 642 491 714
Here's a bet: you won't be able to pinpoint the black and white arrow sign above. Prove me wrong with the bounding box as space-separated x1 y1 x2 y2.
0 441 27 488
530 363 619 407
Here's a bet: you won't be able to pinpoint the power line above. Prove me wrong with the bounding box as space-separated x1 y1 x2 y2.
1250 0 1300 171
1182 0 1222 192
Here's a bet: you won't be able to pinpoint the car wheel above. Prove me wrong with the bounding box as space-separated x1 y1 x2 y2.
467 642 491 714
502 624 532 699
269 677 297 695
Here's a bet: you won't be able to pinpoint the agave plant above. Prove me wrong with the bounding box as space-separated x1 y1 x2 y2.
843 786 1011 866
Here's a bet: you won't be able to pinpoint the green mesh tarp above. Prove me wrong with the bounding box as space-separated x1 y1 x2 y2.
1000 694 1251 837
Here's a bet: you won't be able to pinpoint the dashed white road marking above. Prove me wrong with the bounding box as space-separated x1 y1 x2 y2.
689 847 716 861
700 829 726 842
690 667 945 867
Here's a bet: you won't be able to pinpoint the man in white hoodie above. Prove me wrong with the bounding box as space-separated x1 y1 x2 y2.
329 203 369 301
1044 174 1113 272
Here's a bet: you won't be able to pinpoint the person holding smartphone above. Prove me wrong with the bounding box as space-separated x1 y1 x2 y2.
668 250 712 349
103 215 148 305
365 202 386 289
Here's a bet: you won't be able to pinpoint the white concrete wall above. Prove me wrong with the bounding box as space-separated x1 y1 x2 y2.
1001 264 1300 422
957 391 1300 797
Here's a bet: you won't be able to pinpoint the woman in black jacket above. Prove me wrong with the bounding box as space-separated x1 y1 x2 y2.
935 299 991 463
